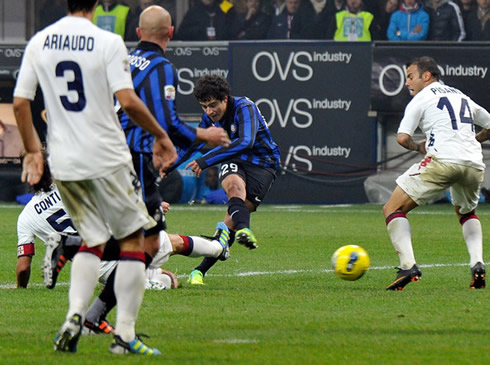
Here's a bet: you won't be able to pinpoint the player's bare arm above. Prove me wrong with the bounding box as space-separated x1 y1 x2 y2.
196 126 230 147
115 88 177 174
13 96 44 184
397 133 426 154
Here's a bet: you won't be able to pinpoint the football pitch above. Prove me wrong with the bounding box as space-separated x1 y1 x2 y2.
1 203 489 364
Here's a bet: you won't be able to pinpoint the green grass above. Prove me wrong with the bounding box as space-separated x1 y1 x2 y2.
1 202 490 364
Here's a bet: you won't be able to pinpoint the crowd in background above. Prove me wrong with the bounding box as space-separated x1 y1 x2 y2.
36 0 489 42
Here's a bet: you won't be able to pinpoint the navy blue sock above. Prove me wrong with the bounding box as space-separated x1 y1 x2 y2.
228 197 250 230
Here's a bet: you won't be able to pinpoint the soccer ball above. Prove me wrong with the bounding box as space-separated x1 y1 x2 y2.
331 245 370 281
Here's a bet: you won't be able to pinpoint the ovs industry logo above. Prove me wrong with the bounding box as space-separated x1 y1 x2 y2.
378 62 488 96
251 50 353 81
283 144 352 172
256 98 352 129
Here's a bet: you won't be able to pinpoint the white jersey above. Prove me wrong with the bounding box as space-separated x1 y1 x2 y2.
17 186 76 252
14 16 134 180
398 81 490 170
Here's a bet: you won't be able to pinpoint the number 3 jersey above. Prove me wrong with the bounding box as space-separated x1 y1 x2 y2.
13 16 134 180
17 186 76 257
398 81 490 170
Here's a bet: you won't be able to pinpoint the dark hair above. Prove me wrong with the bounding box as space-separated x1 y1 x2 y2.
30 150 54 194
67 0 99 13
193 75 231 102
407 56 441 81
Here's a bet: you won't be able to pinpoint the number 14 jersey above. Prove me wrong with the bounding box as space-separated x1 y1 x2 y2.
398 81 490 171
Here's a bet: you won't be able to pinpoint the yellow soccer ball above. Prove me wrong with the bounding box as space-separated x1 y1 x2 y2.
331 245 370 281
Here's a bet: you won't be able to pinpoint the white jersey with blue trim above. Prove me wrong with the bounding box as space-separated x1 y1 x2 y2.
398 81 490 170
14 16 134 180
17 186 76 247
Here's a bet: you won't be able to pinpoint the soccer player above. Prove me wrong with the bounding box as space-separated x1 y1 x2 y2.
119 5 230 260
383 56 490 291
13 0 177 355
184 75 281 285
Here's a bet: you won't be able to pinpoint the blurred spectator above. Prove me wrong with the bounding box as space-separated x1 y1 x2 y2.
93 0 132 39
176 0 234 40
327 0 375 41
264 0 286 15
464 0 490 40
267 0 302 39
290 0 338 39
231 0 272 39
333 0 345 12
37 0 66 31
372 0 400 40
387 0 429 40
126 0 156 42
425 0 466 40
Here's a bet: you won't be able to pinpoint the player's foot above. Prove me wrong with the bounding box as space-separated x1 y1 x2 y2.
44 233 67 289
188 269 204 285
53 313 83 352
386 264 422 291
83 319 115 335
470 262 485 289
236 228 258 250
109 334 161 355
215 221 230 261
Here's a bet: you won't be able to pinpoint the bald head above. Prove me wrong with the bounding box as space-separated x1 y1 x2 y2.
138 5 173 42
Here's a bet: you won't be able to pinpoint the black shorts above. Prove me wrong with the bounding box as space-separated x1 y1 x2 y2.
131 150 166 235
218 160 276 209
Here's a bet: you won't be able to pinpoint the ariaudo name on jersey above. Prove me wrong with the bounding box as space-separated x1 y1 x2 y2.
42 34 95 52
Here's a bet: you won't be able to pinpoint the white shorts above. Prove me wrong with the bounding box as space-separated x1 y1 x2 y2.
149 230 173 269
56 163 156 247
396 156 484 214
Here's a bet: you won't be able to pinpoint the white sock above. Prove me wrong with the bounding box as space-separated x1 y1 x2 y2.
114 259 146 342
387 216 416 269
462 217 483 267
67 252 101 321
188 236 223 257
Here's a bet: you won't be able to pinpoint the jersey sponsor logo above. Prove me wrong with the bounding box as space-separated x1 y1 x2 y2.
42 34 95 52
164 85 176 100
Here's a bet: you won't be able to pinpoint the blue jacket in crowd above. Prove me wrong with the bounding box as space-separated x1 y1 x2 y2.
387 1 430 41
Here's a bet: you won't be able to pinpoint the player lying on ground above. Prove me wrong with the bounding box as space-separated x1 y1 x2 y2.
45 220 230 334
16 154 229 289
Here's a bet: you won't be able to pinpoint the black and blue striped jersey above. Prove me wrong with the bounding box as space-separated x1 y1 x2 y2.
119 41 197 153
194 96 280 170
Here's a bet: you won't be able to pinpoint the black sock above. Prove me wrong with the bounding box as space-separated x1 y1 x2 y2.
97 268 117 320
195 257 218 276
228 197 250 230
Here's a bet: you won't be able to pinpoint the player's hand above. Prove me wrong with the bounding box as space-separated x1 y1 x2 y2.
21 151 44 185
160 201 170 215
186 160 203 178
200 126 230 148
152 136 177 177
160 269 179 289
